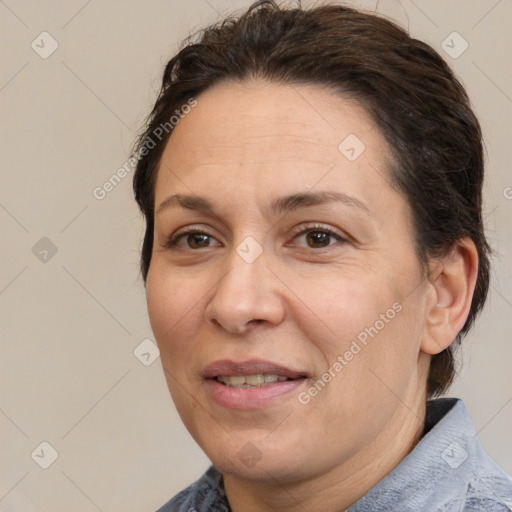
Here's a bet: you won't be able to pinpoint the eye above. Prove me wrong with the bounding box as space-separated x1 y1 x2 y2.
165 229 221 250
290 226 346 249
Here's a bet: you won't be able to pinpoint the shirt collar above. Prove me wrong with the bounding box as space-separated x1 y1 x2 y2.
347 398 478 511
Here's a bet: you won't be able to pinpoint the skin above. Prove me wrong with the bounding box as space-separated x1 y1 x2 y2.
146 80 478 512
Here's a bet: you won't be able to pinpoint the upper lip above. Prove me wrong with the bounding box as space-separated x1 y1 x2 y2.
203 359 308 379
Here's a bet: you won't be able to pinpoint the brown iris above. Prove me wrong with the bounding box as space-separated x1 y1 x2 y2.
187 233 211 249
306 231 332 248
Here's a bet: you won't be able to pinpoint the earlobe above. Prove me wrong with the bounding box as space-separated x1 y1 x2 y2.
421 239 479 355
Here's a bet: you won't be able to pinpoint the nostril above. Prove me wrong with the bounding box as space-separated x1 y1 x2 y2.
210 318 223 329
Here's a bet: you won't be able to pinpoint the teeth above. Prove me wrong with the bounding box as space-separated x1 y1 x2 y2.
245 374 265 386
226 375 245 386
216 374 290 388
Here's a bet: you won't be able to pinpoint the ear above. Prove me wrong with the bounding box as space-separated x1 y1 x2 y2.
421 238 479 355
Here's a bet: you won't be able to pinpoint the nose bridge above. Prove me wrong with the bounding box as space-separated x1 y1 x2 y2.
206 241 284 333
218 245 269 310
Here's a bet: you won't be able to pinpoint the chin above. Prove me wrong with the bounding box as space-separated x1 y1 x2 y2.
200 433 316 484
215 454 307 483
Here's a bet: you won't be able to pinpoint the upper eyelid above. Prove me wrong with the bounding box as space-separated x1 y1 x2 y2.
165 222 348 246
169 224 218 239
170 223 343 237
289 223 346 239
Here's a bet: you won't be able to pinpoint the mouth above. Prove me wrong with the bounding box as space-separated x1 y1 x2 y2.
215 374 299 388
203 359 309 409
203 358 308 384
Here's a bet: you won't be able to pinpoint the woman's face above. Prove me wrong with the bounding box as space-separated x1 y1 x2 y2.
146 81 433 482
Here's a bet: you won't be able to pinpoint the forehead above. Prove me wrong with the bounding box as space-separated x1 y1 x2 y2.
155 80 395 205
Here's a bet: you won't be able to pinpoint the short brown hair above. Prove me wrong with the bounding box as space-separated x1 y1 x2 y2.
133 0 491 397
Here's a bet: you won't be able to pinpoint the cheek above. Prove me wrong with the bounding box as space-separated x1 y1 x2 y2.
146 263 204 358
297 263 421 394
296 268 399 352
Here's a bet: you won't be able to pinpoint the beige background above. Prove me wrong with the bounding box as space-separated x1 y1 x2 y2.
1 0 511 510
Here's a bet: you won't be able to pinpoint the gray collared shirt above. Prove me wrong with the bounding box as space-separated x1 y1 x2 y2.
156 398 512 511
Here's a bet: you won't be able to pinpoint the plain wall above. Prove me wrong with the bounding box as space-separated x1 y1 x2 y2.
1 0 511 510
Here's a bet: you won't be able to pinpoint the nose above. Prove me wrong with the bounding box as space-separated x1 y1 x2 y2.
205 248 286 334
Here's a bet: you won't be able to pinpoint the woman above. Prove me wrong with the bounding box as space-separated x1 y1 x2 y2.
132 1 512 510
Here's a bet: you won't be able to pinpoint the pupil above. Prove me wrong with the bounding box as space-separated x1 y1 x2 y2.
307 231 329 248
189 233 209 248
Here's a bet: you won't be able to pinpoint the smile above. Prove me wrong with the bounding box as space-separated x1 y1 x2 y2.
203 359 309 409
216 374 294 388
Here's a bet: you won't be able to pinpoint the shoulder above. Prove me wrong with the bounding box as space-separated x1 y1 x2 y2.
443 400 512 511
155 466 230 512
348 399 512 512
460 418 512 511
460 466 512 511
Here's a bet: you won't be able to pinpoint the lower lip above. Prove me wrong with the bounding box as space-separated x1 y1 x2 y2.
205 378 306 409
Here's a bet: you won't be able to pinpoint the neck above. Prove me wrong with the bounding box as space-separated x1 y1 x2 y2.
224 389 427 512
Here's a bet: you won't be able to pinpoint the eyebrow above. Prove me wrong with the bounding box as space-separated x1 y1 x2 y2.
156 191 372 217
269 191 372 217
156 194 214 214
